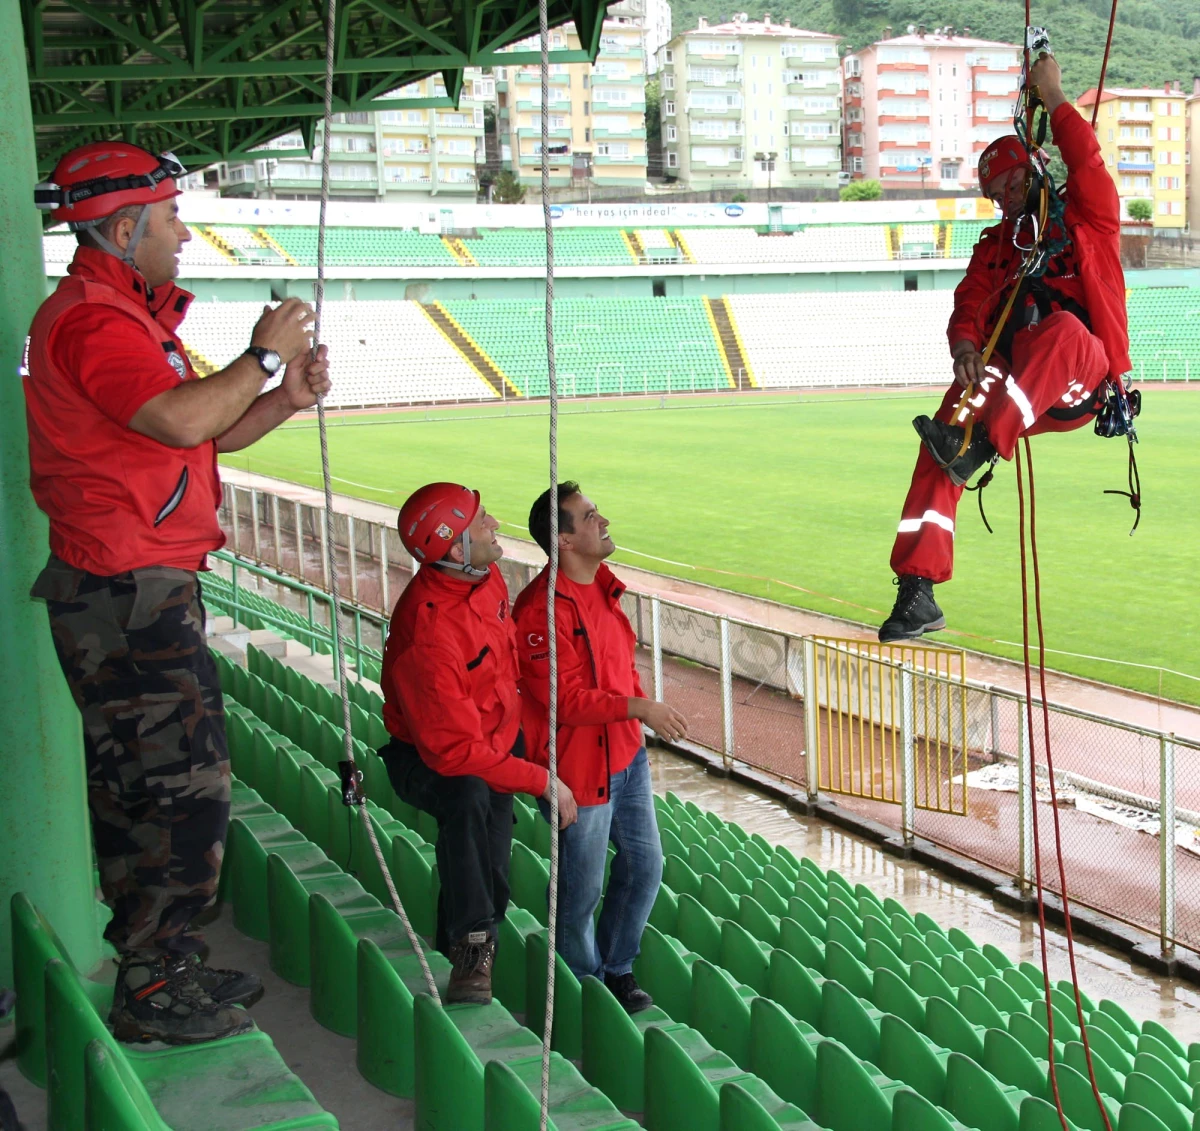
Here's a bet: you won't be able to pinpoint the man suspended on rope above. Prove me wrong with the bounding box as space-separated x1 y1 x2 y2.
514 483 689 1013
24 142 330 1044
879 52 1130 643
381 483 578 1005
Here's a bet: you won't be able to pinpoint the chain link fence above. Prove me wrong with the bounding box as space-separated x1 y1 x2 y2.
218 480 1200 958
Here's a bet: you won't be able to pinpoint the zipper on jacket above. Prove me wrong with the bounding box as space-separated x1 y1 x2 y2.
559 588 612 801
154 467 188 526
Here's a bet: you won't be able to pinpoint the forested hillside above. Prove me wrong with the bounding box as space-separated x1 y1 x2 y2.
668 0 1200 98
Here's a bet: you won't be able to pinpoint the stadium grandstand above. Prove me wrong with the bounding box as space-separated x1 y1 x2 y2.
43 199 1200 405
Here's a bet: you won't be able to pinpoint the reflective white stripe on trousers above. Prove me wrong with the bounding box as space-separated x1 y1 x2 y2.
898 510 955 536
1005 375 1037 428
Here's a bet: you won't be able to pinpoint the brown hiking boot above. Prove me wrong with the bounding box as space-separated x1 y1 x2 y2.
109 954 255 1045
183 953 264 1007
446 931 496 1005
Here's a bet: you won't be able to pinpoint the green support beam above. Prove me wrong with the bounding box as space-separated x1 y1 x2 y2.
0 0 101 989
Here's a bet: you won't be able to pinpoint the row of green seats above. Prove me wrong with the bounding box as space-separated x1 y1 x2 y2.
11 894 337 1131
215 649 926 1131
212 584 1194 1131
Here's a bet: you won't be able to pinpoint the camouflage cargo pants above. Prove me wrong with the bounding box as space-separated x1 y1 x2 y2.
32 556 230 959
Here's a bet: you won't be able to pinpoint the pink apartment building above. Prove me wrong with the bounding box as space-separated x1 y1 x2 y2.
845 30 1023 190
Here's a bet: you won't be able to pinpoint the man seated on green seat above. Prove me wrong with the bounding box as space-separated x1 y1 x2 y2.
379 482 577 1004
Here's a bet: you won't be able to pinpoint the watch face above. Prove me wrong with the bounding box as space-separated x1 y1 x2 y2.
263 350 282 374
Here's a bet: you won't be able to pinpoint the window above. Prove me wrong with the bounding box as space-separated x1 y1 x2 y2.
1159 200 1169 215
1158 176 1181 189
1107 129 1113 141
594 87 630 105
582 75 589 89
664 99 674 115
951 65 957 76
850 156 864 172
584 100 590 114
596 142 630 157
666 150 678 167
666 125 677 141
664 74 674 89
664 49 674 64
584 128 590 141
1107 154 1114 166
940 161 959 179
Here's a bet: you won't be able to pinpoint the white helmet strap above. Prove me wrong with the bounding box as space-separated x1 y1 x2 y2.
435 527 489 580
83 203 152 269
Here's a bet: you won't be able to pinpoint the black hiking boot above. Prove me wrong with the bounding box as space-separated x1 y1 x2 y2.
913 415 997 487
446 931 496 1005
878 576 946 643
605 971 654 1014
183 954 264 1008
109 954 254 1045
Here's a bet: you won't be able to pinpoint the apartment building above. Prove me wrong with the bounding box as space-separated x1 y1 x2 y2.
1077 83 1189 229
217 71 493 201
1189 79 1200 231
656 15 841 190
844 30 1021 191
496 0 648 191
644 0 673 73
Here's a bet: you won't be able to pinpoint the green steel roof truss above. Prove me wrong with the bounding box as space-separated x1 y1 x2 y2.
23 0 607 171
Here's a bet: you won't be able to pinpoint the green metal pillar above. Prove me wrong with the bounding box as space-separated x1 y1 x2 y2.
0 4 101 989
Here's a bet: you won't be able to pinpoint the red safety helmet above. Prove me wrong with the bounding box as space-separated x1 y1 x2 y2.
398 482 481 565
977 135 1032 193
35 142 185 229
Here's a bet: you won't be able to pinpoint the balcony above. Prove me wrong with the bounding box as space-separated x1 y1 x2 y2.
877 61 929 72
514 68 570 84
591 98 645 113
878 85 929 98
1117 161 1155 173
382 149 431 161
517 151 573 166
517 127 572 140
591 70 642 83
1119 110 1155 124
592 127 647 139
686 70 743 87
515 98 571 112
593 154 646 165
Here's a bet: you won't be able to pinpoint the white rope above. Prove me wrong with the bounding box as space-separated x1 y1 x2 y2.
312 0 440 1005
538 0 560 1121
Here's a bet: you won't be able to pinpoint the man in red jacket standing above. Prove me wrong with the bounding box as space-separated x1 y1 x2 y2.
880 53 1130 643
381 482 577 1005
514 483 688 1013
25 142 328 1044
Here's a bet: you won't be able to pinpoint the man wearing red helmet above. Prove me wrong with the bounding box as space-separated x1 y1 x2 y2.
24 141 331 1044
880 53 1129 642
380 483 577 1005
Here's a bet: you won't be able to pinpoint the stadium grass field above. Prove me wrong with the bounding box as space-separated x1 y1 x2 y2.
221 386 1200 705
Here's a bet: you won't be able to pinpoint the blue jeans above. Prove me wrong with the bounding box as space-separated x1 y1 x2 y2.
539 747 663 980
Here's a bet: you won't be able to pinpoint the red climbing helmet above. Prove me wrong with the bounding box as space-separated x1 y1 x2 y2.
977 135 1032 193
398 482 480 565
34 142 185 229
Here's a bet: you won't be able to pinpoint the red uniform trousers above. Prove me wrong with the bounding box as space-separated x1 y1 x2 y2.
890 312 1108 583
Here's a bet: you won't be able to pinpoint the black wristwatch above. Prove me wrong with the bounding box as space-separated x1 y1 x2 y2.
244 346 282 375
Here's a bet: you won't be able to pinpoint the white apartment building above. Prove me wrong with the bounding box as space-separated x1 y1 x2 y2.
214 71 493 201
656 15 842 190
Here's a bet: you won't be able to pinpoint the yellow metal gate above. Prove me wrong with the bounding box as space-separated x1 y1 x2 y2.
809 638 969 815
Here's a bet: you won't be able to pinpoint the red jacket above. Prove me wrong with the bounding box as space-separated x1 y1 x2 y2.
513 563 646 807
948 103 1130 380
382 562 548 796
24 247 224 574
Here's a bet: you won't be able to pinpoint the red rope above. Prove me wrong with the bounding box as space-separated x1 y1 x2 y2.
1020 439 1115 1131
1090 0 1120 128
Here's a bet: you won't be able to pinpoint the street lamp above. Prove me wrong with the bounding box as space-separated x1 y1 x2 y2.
754 150 777 203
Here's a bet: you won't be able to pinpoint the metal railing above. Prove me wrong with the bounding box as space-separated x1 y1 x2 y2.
208 549 387 681
217 481 1200 957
